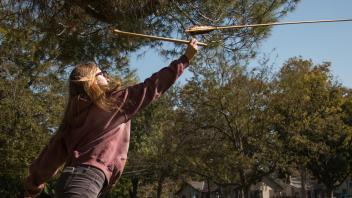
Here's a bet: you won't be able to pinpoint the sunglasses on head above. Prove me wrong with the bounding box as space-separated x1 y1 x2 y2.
95 70 108 77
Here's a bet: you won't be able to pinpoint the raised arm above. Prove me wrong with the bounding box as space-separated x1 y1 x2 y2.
121 39 198 120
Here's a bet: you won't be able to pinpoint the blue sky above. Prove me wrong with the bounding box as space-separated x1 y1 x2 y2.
130 0 352 87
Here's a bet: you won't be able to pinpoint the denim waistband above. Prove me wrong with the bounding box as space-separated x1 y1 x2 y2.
63 164 105 177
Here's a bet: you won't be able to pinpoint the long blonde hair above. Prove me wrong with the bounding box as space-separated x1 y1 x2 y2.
59 62 121 132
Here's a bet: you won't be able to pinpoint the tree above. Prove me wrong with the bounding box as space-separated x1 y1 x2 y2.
126 87 187 198
0 8 67 194
4 0 300 65
176 59 281 198
0 68 65 196
270 58 352 198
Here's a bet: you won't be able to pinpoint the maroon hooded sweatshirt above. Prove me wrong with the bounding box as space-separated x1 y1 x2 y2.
24 55 189 197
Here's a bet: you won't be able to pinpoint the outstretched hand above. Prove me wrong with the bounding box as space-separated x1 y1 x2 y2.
185 38 198 61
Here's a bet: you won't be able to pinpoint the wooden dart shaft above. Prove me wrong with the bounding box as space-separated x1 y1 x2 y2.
186 18 352 34
113 29 208 46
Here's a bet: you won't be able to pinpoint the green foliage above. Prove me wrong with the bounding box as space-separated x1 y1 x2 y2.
270 57 352 194
126 89 184 196
104 177 131 197
2 0 300 66
0 74 62 196
176 61 280 196
0 175 23 197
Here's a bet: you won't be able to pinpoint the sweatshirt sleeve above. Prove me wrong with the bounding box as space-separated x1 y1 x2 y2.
122 55 189 120
24 132 68 197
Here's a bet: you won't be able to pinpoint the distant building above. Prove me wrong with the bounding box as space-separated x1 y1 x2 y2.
250 176 285 198
334 176 352 198
176 180 221 198
176 176 352 198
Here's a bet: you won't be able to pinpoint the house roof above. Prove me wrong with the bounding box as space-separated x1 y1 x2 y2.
187 180 218 192
262 176 285 191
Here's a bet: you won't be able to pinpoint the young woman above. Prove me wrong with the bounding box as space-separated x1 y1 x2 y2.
24 39 198 197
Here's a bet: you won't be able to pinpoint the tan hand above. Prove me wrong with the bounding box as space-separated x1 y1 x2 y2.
185 38 198 60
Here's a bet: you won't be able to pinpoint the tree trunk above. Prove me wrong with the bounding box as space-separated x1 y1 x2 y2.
206 178 211 198
129 176 138 198
300 167 307 198
326 188 334 198
156 175 165 198
239 170 249 198
242 186 250 198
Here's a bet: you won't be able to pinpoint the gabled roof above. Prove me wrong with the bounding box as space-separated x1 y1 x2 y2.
187 180 219 192
262 176 285 191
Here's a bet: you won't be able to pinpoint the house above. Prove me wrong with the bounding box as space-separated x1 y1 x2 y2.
272 175 352 198
334 176 352 198
176 178 283 198
176 176 352 198
176 180 221 198
250 177 286 198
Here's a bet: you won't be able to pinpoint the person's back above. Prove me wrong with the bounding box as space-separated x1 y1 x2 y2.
24 39 198 198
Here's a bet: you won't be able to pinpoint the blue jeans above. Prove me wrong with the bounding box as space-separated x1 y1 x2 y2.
55 165 106 198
